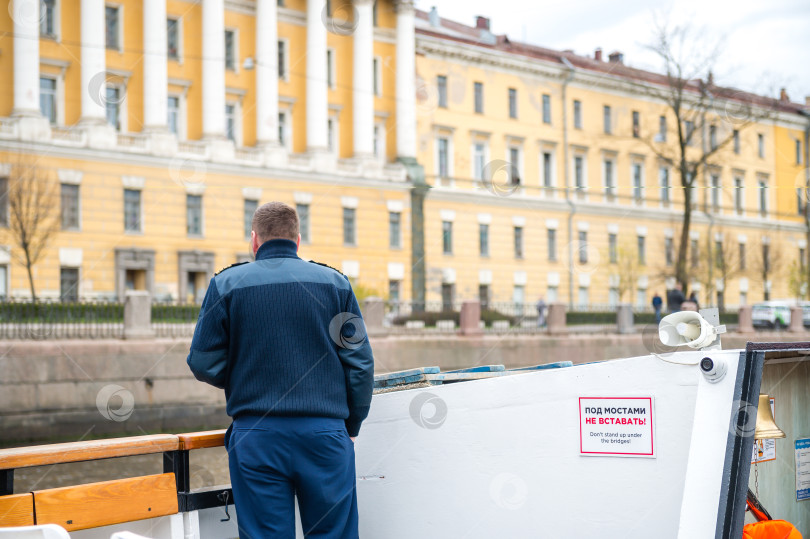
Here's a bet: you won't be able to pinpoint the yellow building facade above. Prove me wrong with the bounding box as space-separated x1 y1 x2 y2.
0 0 807 310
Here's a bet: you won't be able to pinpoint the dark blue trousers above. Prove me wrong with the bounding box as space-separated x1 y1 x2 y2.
227 416 359 539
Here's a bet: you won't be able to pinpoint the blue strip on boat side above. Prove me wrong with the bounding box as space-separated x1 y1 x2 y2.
445 365 506 373
509 361 573 371
374 366 441 382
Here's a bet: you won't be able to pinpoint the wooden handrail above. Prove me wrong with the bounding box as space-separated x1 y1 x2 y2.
177 429 227 451
0 434 180 470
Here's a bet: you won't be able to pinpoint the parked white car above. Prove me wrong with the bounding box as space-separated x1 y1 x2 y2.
751 300 810 329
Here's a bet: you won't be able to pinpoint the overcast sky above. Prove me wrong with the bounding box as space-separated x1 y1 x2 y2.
422 0 810 105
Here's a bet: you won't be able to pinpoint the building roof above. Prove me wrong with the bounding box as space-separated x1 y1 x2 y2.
414 9 808 116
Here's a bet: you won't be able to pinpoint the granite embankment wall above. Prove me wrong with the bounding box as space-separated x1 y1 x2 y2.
1 331 808 442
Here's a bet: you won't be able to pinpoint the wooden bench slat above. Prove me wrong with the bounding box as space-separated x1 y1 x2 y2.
177 429 226 450
33 473 178 532
0 434 180 470
0 493 34 527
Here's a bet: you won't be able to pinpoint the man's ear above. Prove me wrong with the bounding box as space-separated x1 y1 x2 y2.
296 234 301 251
251 231 259 255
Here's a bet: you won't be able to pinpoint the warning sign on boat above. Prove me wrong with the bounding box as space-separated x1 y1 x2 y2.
579 397 655 458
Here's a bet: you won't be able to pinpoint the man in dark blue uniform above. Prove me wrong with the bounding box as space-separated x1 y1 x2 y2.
187 201 374 538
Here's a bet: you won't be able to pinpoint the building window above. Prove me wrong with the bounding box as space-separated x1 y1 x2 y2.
343 207 356 246
105 86 121 131
41 0 56 37
389 280 400 307
442 220 453 255
441 283 454 311
124 189 141 232
187 194 202 236
374 123 386 161
578 231 588 264
543 152 553 191
573 100 582 129
799 189 805 215
574 156 585 191
373 57 381 96
733 129 740 154
801 248 806 270
758 134 764 158
739 243 746 270
225 103 236 142
225 29 236 70
657 115 667 142
514 226 523 258
508 88 517 119
437 75 447 108
603 158 615 200
167 18 180 59
659 166 670 205
734 176 743 215
61 183 80 230
547 229 557 262
637 236 646 265
608 233 617 264
105 5 120 49
479 284 489 310
636 288 647 309
684 120 695 145
509 147 521 186
715 240 724 268
632 163 643 203
710 174 720 212
278 111 288 148
40 77 57 124
513 284 525 306
278 40 287 79
689 238 699 268
0 177 8 226
542 94 551 124
60 267 79 302
763 244 770 274
632 110 640 137
479 224 489 257
474 82 483 114
167 96 180 135
709 125 717 151
547 285 558 302
327 117 336 153
797 140 803 165
758 179 767 216
389 211 401 249
665 237 674 267
297 203 310 243
577 286 588 308
372 0 378 26
244 199 258 239
437 137 449 178
603 105 611 134
473 143 486 181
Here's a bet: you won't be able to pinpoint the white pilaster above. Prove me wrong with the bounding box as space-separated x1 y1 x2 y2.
202 0 226 138
80 0 107 124
11 0 40 116
256 0 279 146
395 0 416 159
352 0 374 158
143 0 168 131
306 0 328 152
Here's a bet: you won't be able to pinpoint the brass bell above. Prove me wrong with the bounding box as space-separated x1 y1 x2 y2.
754 394 785 440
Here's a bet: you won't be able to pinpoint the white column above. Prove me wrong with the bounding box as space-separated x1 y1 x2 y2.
395 0 416 159
306 0 328 151
11 0 41 116
255 0 279 146
202 0 225 138
143 0 168 131
80 0 107 123
352 0 374 158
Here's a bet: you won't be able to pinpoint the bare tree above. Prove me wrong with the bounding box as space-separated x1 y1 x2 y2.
704 230 744 312
788 259 808 302
615 244 641 303
1 157 61 300
643 20 775 292
751 239 783 302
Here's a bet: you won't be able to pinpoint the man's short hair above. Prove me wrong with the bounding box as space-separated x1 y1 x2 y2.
252 201 300 242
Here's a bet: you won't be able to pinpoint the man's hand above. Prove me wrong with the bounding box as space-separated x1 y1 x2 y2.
350 437 356 443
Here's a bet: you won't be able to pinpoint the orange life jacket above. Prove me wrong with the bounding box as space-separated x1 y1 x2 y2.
742 519 802 539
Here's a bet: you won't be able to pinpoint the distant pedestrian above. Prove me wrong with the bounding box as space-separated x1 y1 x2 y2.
666 282 686 313
688 291 700 311
536 296 546 327
651 292 663 323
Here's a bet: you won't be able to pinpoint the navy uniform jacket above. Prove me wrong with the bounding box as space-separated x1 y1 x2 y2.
187 239 375 436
